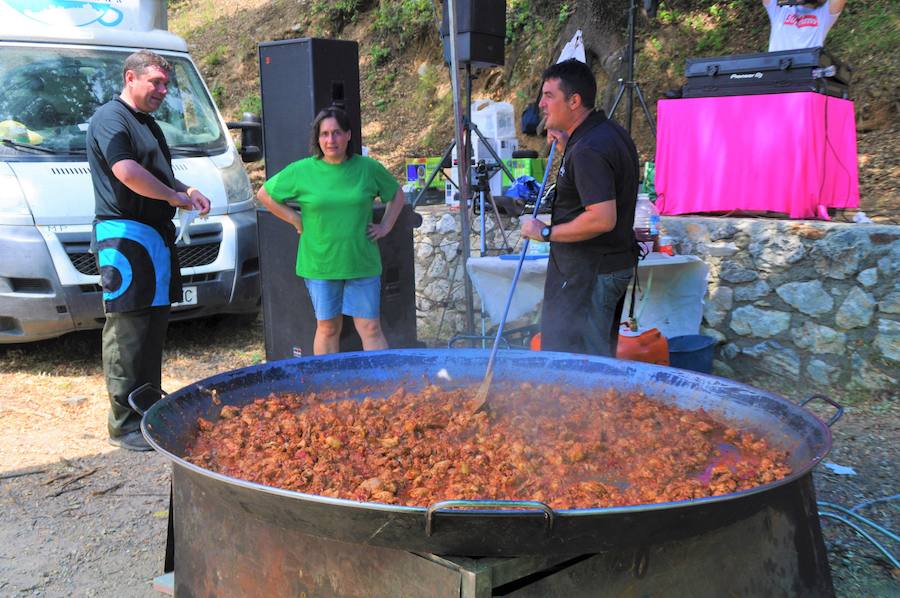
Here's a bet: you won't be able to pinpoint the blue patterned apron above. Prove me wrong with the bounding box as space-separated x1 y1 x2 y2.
94 219 181 313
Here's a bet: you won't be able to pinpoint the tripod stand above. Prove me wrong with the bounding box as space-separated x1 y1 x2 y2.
409 66 516 255
609 0 657 136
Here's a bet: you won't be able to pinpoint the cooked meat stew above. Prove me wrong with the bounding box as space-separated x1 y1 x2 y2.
186 383 792 509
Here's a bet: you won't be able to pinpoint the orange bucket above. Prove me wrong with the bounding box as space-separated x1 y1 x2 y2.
531 329 668 366
616 327 669 365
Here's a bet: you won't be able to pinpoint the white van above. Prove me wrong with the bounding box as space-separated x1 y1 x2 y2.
0 1 261 343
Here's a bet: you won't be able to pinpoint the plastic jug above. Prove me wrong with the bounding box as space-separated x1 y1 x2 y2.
470 99 516 139
634 192 659 255
616 326 669 365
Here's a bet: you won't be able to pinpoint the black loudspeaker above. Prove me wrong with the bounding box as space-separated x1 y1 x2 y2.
440 0 506 67
258 38 362 177
257 205 421 360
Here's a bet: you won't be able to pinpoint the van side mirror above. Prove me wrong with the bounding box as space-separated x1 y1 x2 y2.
226 112 263 163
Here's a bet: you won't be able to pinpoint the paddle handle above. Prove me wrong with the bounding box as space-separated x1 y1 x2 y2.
484 141 557 373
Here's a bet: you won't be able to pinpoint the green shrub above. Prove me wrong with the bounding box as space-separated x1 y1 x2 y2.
210 83 225 106
203 45 228 68
371 0 435 56
310 0 366 31
238 94 261 116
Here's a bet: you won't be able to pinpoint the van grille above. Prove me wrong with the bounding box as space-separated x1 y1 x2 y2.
67 243 220 275
51 167 91 175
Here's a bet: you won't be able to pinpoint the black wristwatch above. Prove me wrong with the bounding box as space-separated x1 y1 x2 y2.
540 225 552 241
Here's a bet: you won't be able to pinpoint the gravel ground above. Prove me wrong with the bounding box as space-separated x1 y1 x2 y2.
0 317 897 597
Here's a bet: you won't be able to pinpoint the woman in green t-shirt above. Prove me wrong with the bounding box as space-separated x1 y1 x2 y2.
256 107 404 355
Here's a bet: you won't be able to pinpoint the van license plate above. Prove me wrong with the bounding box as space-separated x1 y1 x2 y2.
174 286 197 307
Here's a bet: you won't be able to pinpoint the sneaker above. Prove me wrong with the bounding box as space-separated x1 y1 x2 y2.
108 430 152 452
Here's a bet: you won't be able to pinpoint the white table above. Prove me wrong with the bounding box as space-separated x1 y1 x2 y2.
466 253 709 339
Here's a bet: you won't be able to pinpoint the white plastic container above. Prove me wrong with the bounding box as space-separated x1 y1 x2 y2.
634 193 660 255
470 99 516 139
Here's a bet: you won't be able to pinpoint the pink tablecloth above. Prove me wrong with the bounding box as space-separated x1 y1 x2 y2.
655 93 859 219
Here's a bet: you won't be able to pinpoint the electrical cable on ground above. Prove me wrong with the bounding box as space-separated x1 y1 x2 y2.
817 496 899 570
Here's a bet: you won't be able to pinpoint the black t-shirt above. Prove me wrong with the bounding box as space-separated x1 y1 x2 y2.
551 110 640 273
87 98 176 229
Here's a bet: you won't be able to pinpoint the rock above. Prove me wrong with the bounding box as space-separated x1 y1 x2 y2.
417 214 438 234
414 263 426 286
703 286 733 327
473 215 495 233
875 319 900 363
879 290 900 315
750 235 806 271
720 260 758 283
436 213 457 235
722 343 741 360
422 278 449 302
741 341 801 380
450 281 466 302
876 243 899 276
857 268 878 287
849 352 898 391
440 241 460 261
683 222 710 242
698 242 739 257
789 223 827 240
734 280 771 302
835 287 876 329
807 359 839 385
708 221 739 241
426 254 448 279
700 327 727 344
416 240 434 260
776 281 833 316
730 306 791 338
811 229 872 280
791 321 846 355
59 396 87 405
712 359 736 378
415 296 434 312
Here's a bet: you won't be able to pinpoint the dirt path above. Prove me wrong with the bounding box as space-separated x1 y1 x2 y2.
1 318 896 596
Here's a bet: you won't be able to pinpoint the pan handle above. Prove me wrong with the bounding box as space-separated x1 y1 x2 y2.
425 499 555 536
127 383 168 417
799 394 844 427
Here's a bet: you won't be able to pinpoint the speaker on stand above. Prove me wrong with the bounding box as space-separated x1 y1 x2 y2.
440 0 506 68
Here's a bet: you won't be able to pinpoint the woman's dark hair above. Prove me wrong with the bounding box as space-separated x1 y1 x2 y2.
310 106 353 159
541 59 596 110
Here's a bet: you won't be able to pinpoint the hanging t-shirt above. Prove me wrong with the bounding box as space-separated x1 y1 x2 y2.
263 154 400 280
767 1 840 52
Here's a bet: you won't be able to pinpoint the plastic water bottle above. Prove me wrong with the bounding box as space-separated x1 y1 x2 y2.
634 193 659 255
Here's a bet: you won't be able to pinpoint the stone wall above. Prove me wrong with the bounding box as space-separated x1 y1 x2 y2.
413 205 522 344
413 206 900 400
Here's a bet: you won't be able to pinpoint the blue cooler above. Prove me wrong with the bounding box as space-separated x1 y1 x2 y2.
668 335 716 374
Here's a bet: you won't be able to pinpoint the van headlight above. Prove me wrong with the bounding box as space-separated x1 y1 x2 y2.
220 152 253 208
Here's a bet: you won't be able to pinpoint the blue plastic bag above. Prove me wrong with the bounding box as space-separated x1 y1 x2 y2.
507 175 539 200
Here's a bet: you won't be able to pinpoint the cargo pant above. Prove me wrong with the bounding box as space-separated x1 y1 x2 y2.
102 305 170 438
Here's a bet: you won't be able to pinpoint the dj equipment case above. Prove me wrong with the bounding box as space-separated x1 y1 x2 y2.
683 47 850 99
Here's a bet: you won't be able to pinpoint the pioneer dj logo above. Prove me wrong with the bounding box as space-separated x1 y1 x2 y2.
730 72 765 80
784 14 819 28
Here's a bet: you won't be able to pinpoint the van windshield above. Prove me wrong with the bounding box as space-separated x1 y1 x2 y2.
0 45 226 157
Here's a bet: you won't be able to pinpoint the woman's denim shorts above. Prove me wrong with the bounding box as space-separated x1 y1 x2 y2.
304 275 381 320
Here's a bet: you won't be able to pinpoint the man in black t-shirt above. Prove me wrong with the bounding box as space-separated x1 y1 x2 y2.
87 50 210 451
520 59 639 356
